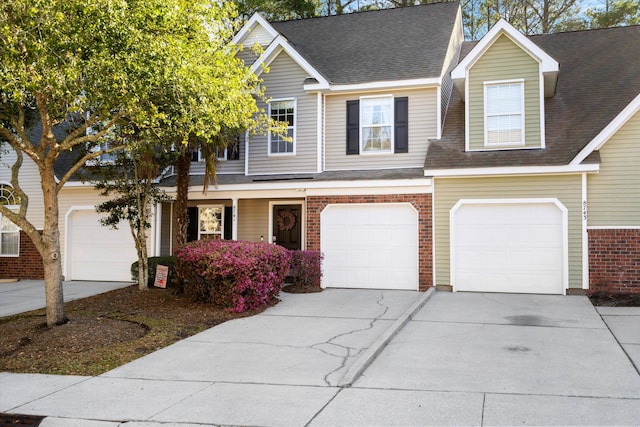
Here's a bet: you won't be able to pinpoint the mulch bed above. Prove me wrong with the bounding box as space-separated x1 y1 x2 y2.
588 293 640 307
0 285 264 376
282 282 323 294
0 414 43 426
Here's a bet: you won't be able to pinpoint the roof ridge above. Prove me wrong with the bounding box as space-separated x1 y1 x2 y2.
270 1 460 25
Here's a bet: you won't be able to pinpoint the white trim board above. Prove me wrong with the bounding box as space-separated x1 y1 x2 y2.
425 164 599 177
571 93 640 165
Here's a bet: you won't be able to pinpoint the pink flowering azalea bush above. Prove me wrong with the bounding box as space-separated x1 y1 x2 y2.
289 250 323 289
175 240 292 312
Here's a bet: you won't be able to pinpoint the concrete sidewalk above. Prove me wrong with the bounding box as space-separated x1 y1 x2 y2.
0 280 132 318
1 289 639 426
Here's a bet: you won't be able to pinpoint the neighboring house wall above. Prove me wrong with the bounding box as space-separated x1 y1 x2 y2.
0 230 44 279
243 24 275 47
440 9 464 129
248 53 318 175
587 109 640 294
467 34 541 150
433 174 583 288
306 193 433 290
324 88 438 170
0 151 45 228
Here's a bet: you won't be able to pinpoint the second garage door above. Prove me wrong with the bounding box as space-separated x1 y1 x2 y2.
451 200 566 294
67 210 137 281
321 203 418 290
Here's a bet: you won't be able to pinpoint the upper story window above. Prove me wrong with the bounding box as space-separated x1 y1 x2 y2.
484 80 524 146
198 206 224 240
192 136 241 162
346 96 408 156
360 96 394 153
269 99 295 155
0 184 20 256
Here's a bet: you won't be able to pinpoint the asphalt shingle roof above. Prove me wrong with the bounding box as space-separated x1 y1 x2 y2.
426 25 640 170
271 2 460 84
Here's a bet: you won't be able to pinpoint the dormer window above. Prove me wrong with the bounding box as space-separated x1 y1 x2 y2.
484 80 524 147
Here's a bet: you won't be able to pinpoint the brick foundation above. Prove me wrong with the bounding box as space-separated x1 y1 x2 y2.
306 194 433 291
0 230 44 280
588 228 640 294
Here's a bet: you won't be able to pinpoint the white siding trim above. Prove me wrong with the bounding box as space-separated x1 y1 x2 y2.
63 205 97 280
268 200 305 248
582 172 589 289
304 78 440 93
232 13 279 46
587 226 640 230
244 130 250 176
571 93 640 165
437 86 442 140
317 92 323 173
539 63 546 149
464 76 470 151
425 164 599 177
449 198 569 294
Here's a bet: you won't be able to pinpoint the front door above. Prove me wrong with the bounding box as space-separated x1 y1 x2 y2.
273 205 302 250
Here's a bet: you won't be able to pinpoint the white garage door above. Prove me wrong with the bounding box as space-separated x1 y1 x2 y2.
451 200 566 294
67 210 137 281
321 204 418 290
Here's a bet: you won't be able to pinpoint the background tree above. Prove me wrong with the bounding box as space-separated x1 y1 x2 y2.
0 0 262 326
236 0 320 19
87 140 174 291
587 0 639 28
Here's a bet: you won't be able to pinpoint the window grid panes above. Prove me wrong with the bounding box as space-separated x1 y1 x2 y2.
361 97 393 153
269 100 295 154
485 83 523 145
0 207 19 256
198 207 223 240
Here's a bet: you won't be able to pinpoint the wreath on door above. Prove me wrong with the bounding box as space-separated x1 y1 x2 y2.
276 210 296 231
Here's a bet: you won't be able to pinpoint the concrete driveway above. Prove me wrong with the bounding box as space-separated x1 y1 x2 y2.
2 290 639 426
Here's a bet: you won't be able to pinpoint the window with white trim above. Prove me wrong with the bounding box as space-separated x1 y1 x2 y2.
0 184 20 256
269 99 295 155
360 96 393 153
198 206 224 240
484 81 524 146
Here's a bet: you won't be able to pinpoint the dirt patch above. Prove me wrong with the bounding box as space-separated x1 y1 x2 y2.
0 285 265 376
589 293 640 307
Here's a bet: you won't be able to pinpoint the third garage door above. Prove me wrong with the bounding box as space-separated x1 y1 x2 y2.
321 203 418 290
451 200 566 294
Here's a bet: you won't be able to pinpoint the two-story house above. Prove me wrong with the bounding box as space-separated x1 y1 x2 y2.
3 1 639 296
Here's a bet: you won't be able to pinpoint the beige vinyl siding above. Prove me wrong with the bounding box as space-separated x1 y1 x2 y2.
588 110 640 226
0 152 45 228
248 53 318 175
237 199 269 242
325 88 438 170
468 34 541 150
243 25 275 48
434 175 583 288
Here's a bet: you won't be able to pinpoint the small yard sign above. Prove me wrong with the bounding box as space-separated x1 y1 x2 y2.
154 265 169 289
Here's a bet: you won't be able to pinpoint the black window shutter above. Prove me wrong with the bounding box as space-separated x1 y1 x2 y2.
395 97 409 153
346 100 360 155
223 206 233 240
186 207 199 242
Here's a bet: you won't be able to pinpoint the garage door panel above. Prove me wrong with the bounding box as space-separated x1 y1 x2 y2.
68 210 136 282
452 201 565 294
322 204 418 290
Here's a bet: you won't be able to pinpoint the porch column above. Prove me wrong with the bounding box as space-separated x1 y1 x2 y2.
154 202 162 256
232 197 239 240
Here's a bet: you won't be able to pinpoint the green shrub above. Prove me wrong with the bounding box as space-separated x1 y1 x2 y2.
131 256 176 287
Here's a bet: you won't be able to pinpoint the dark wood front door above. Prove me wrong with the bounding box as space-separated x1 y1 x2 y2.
273 205 302 250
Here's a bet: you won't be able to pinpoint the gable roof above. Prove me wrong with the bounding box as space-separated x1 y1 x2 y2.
269 2 461 85
451 19 559 99
426 24 640 173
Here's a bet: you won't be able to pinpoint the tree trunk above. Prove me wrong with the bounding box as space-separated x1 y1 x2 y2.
41 169 66 327
173 149 192 293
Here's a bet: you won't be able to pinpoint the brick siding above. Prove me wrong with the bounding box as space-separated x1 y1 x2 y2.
306 194 433 291
588 228 640 294
0 230 44 280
